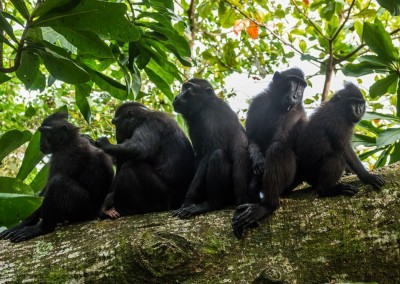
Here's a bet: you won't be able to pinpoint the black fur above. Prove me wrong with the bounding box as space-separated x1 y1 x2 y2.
172 78 252 218
232 68 308 238
95 102 195 217
297 83 384 196
0 112 114 242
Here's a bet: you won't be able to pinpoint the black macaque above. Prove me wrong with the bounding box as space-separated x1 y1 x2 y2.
297 83 384 196
172 78 252 219
95 102 195 218
0 112 114 242
232 68 308 238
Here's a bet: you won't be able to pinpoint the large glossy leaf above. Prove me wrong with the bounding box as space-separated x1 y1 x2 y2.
0 177 33 194
0 193 42 227
30 70 46 92
358 55 390 67
75 83 92 124
53 27 113 58
40 51 91 84
218 1 236 29
374 145 392 168
10 0 30 19
389 142 400 164
363 111 400 122
0 130 32 164
363 20 399 62
131 64 142 99
376 128 400 148
89 71 127 100
147 58 175 85
33 0 141 42
33 0 80 18
145 67 174 101
30 164 49 194
352 134 376 147
369 73 399 98
141 22 191 58
16 131 44 181
15 51 40 90
147 0 174 11
359 148 383 161
342 60 389 77
0 72 11 83
377 0 400 16
358 120 383 135
0 12 17 43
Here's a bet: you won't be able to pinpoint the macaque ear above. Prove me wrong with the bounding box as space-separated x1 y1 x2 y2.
205 87 214 96
330 94 341 103
273 71 282 82
126 109 134 118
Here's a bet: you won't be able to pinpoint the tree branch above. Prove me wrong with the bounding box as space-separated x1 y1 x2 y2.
0 21 30 73
332 0 356 40
225 1 322 66
290 0 330 41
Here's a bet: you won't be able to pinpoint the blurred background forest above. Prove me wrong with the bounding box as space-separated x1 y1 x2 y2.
0 0 399 229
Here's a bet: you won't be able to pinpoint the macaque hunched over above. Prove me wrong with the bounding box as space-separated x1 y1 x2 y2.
0 112 114 242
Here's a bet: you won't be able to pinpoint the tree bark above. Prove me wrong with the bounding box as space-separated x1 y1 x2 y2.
1 164 399 284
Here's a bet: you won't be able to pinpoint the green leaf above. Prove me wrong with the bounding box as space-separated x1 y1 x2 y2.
218 1 237 29
33 0 141 42
29 164 49 194
342 61 389 77
30 71 46 92
358 120 383 135
358 55 390 67
145 67 174 101
16 131 44 181
52 27 113 58
131 64 141 99
389 142 400 164
363 20 399 62
363 111 400 122
0 130 32 164
359 148 383 161
376 128 400 148
0 33 16 49
75 83 92 124
164 44 192 67
0 193 42 227
39 51 91 84
147 58 175 85
10 0 30 19
352 134 376 147
1 11 24 26
33 0 80 18
299 40 307 53
0 12 18 43
141 22 191 57
369 73 399 98
377 0 400 16
89 71 127 100
142 39 182 81
0 72 11 84
321 1 335 20
0 177 33 194
374 147 391 168
15 51 40 89
148 0 173 11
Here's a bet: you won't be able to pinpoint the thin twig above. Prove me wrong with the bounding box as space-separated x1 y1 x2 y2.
332 0 356 40
290 0 329 40
225 0 322 66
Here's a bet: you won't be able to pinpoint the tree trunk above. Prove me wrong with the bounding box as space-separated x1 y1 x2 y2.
1 164 399 284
